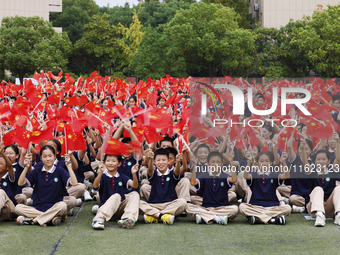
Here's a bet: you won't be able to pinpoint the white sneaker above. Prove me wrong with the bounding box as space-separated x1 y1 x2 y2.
84 190 93 202
195 215 202 224
92 220 104 230
315 213 326 227
214 216 228 225
67 208 74 216
76 198 83 207
334 213 340 225
26 198 33 206
283 198 289 205
292 205 305 213
92 205 99 215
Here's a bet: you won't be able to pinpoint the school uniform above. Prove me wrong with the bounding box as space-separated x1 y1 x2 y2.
0 173 16 220
118 155 142 193
139 166 191 203
93 170 139 222
15 165 69 225
139 168 187 218
286 155 313 207
239 171 291 223
12 162 33 204
307 170 340 217
34 159 80 210
186 172 238 223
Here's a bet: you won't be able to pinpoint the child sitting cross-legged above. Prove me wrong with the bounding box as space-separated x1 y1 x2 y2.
139 148 187 225
187 151 238 225
92 154 139 230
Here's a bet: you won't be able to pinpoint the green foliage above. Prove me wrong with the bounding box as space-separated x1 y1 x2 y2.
164 2 255 77
121 10 145 76
50 0 99 43
100 3 133 27
291 5 340 76
0 16 72 83
202 0 253 29
74 14 128 76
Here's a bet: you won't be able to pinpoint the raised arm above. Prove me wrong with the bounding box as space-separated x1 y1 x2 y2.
18 154 32 186
64 153 78 186
147 149 154 177
279 151 290 180
128 164 139 189
93 161 105 190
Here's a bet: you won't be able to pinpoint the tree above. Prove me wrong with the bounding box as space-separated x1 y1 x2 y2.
202 0 253 29
100 1 192 28
291 5 340 76
133 26 186 79
0 16 72 83
50 0 99 43
164 2 255 77
137 0 193 28
74 14 129 76
121 10 145 76
100 3 134 28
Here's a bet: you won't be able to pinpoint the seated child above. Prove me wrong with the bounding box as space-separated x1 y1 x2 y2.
139 148 187 225
92 154 139 230
187 151 238 225
16 145 78 226
239 151 291 225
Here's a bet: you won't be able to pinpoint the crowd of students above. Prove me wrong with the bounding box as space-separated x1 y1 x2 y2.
1 75 340 229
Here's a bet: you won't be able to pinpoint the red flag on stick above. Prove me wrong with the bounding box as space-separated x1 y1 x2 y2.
105 138 131 155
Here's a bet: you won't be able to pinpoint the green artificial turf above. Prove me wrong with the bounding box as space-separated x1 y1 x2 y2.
1 201 340 255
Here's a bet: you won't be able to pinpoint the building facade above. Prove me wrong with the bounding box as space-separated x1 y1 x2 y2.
249 0 340 28
0 0 62 31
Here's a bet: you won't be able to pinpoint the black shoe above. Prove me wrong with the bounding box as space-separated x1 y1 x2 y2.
270 216 286 225
179 211 187 217
248 216 257 225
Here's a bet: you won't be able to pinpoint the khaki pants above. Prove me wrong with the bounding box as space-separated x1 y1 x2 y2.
0 189 15 221
307 186 340 217
93 192 140 222
239 203 291 224
289 194 305 207
63 196 77 211
15 201 67 225
15 187 34 204
139 198 187 218
234 172 252 203
140 178 191 202
277 185 291 199
84 171 95 182
186 203 238 224
67 183 86 198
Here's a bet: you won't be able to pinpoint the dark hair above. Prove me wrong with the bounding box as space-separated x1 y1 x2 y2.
256 151 274 163
333 94 340 102
40 145 56 156
261 125 274 139
121 137 132 144
104 154 122 163
166 147 178 158
207 151 223 163
100 98 108 107
313 149 331 162
47 139 62 160
159 136 173 147
196 143 210 153
247 144 261 153
4 144 20 155
128 95 137 103
157 96 165 104
154 148 169 159
298 139 313 152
